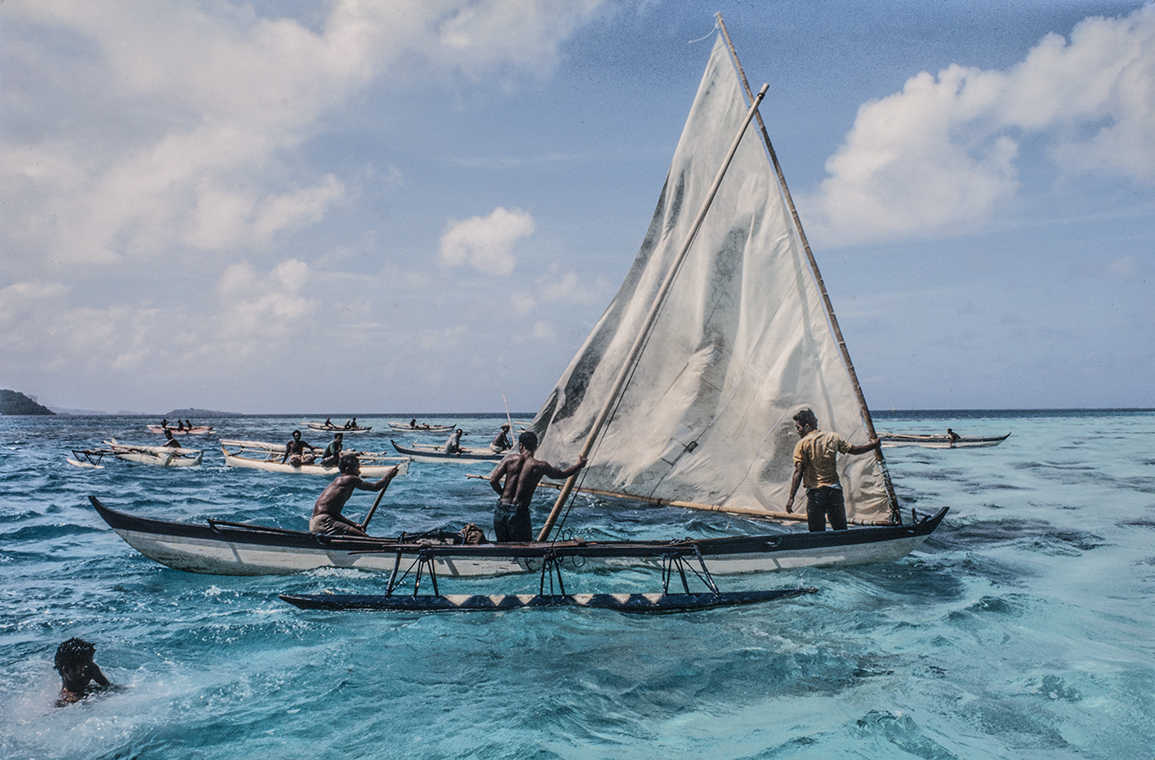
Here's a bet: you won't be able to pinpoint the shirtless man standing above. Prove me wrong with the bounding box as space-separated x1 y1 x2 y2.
488 431 586 542
309 453 399 536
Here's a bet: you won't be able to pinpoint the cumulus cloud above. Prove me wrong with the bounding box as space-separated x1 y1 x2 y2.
439 207 535 275
0 0 608 273
213 259 317 357
809 4 1155 246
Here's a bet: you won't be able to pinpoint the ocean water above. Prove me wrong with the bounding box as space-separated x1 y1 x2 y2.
1 411 1152 759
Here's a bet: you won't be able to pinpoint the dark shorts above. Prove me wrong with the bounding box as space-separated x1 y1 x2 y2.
805 486 847 532
309 514 359 536
494 501 531 542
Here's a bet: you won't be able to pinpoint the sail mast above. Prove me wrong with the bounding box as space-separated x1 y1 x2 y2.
536 82 770 542
715 14 901 523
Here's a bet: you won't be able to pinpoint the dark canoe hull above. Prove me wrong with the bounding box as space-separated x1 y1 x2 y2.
279 587 818 613
90 496 949 577
390 440 504 463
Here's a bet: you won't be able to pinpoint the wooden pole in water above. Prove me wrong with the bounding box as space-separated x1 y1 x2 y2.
536 83 770 542
715 14 901 523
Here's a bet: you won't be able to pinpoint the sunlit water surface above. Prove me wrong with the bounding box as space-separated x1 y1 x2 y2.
1 411 1152 758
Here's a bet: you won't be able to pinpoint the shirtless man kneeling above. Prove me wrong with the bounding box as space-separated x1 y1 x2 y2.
309 453 399 537
488 431 586 542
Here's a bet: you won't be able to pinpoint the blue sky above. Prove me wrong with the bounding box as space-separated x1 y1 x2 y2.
1 1 1151 413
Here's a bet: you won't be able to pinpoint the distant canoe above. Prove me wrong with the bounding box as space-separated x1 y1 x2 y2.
147 424 214 435
304 422 372 434
221 440 409 476
101 439 203 467
391 439 504 464
880 432 1011 449
387 422 455 433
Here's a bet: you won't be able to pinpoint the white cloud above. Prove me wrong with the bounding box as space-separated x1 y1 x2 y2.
531 320 556 340
439 207 535 275
0 1 607 274
810 4 1155 246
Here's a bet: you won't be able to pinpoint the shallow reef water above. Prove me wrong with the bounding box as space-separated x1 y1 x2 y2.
0 410 1152 758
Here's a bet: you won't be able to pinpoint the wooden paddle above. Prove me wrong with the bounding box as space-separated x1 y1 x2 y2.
359 468 396 533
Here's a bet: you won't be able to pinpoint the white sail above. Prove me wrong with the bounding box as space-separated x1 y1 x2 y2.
533 36 893 524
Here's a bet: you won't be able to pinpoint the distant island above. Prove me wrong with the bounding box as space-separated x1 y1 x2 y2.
165 408 242 417
0 389 55 415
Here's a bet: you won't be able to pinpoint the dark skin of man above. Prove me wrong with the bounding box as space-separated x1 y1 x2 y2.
312 461 398 536
489 446 587 508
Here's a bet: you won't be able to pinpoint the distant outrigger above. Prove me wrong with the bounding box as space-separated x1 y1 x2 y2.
221 439 410 476
305 421 372 434
881 432 1011 449
390 440 504 464
387 421 455 433
147 424 214 435
68 439 203 468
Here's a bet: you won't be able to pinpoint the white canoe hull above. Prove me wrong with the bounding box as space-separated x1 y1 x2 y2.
92 496 947 579
106 524 934 577
114 450 203 467
222 449 410 476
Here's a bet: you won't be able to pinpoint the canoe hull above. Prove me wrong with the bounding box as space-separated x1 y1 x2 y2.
91 497 948 578
880 433 1011 449
305 423 372 434
221 448 410 477
391 440 504 464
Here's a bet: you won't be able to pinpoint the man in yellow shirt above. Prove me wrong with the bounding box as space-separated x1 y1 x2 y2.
784 408 880 531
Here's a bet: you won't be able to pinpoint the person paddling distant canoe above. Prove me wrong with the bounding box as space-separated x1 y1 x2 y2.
444 428 464 454
488 431 587 542
310 453 399 537
162 429 182 448
785 408 880 531
946 428 961 447
321 432 343 467
282 430 317 466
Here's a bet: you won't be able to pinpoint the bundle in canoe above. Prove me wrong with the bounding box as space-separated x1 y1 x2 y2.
390 440 505 464
220 439 410 476
66 439 203 468
880 432 1011 449
147 424 214 435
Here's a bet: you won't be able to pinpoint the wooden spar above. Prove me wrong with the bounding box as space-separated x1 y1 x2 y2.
536 83 770 542
465 474 886 526
715 14 901 524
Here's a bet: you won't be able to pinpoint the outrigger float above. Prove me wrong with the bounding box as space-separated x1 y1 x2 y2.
220 439 410 476
280 543 819 614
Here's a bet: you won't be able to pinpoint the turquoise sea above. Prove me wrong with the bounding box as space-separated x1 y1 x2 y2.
1 410 1152 759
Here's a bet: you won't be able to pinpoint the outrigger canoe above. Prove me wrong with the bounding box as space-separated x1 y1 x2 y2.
391 440 505 464
88 495 948 577
220 439 410 476
880 432 1011 449
66 440 203 468
387 422 456 433
305 422 372 434
147 424 214 435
